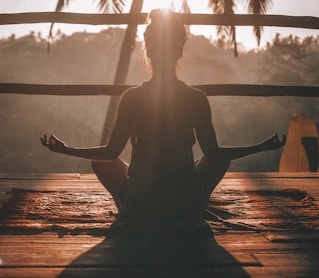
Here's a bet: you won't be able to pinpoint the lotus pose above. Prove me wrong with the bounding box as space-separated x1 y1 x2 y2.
41 9 285 225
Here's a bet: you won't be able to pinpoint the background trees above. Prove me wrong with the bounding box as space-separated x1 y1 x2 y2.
1 30 318 173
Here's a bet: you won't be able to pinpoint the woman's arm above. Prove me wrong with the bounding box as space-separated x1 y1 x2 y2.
41 92 132 161
211 134 286 163
194 92 286 163
41 134 121 161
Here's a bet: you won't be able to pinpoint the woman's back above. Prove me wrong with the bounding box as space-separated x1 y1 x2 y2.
126 80 203 184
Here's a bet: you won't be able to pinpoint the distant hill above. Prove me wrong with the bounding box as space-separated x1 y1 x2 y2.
0 28 318 173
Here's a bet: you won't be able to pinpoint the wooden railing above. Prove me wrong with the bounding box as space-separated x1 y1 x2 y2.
0 83 318 97
1 12 319 97
1 13 319 29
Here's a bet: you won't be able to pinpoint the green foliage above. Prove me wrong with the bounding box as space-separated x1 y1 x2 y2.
0 29 318 173
262 34 319 86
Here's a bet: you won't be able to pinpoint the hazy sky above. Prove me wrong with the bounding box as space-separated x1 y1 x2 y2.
0 0 318 49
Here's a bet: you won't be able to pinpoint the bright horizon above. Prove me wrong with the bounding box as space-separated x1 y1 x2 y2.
0 0 318 50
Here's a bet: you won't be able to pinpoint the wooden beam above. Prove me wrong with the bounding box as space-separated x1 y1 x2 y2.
0 12 147 26
0 83 318 97
0 13 318 29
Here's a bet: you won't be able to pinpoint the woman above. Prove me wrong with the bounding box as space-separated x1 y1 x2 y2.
41 9 285 225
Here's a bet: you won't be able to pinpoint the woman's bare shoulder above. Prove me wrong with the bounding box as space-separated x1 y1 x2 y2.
179 82 208 104
121 83 149 99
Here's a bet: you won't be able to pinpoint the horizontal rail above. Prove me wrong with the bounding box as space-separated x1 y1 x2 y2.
0 13 319 29
0 83 318 97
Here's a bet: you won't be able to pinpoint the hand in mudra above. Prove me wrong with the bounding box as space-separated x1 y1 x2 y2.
40 134 67 153
262 134 286 150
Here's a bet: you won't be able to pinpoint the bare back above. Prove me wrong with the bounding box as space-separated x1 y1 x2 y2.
123 80 206 183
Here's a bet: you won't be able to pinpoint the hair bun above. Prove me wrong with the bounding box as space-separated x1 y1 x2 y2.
149 9 178 25
144 9 187 53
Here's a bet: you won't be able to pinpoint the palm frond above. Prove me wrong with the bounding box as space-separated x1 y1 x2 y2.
55 0 73 12
209 0 238 56
248 0 272 45
179 0 191 34
248 0 272 14
50 0 73 37
209 0 225 14
230 25 238 57
224 0 236 14
48 0 73 51
98 0 126 14
181 0 191 13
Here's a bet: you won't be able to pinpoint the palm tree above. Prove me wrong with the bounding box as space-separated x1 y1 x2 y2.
209 0 272 56
98 0 143 144
48 0 126 51
49 0 144 144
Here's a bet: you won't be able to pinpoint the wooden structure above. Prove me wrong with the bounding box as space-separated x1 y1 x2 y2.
0 173 319 277
1 10 319 278
0 12 319 97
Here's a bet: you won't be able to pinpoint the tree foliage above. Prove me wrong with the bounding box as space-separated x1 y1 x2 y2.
1 29 318 173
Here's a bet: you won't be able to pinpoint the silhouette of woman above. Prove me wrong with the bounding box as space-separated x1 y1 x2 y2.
41 9 285 226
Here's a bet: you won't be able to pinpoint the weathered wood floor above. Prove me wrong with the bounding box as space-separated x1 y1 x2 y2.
0 172 319 278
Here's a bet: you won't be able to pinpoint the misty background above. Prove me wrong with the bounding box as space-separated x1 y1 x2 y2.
1 28 319 173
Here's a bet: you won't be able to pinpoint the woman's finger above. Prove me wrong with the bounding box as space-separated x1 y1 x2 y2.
49 135 56 145
40 137 45 146
40 135 48 146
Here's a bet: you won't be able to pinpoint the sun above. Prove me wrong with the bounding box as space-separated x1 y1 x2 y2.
141 0 212 13
142 0 177 12
140 0 263 50
51 0 263 50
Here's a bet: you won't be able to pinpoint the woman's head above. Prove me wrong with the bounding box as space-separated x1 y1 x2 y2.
144 9 187 71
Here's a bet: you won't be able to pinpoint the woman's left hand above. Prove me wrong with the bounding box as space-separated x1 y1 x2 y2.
262 134 286 150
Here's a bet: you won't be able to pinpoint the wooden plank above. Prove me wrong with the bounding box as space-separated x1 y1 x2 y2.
215 232 271 244
0 234 105 244
0 179 104 191
244 266 319 278
1 259 317 278
265 233 319 243
0 251 259 268
0 173 81 180
1 233 317 273
3 266 318 278
2 172 318 180
0 242 259 267
218 174 319 196
0 268 64 278
1 172 319 181
0 266 254 278
223 172 319 178
253 253 319 267
217 242 319 253
1 83 319 97
0 173 318 278
5 172 319 187
3 238 317 254
1 13 319 29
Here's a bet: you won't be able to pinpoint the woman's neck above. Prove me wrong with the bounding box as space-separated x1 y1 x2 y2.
151 68 178 84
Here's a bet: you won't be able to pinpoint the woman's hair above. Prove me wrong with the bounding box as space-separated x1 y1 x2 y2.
143 9 187 59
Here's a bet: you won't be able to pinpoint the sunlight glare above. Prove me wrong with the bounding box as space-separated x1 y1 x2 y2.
142 0 176 12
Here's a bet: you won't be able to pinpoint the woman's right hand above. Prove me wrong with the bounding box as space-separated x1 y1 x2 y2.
40 134 67 153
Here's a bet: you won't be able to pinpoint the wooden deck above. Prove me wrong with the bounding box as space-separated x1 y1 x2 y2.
0 172 319 278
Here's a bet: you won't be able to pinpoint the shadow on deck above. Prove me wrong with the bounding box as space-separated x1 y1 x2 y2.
0 172 319 277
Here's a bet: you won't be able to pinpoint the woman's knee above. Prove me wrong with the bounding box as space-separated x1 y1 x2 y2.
91 159 128 193
196 156 230 177
196 156 230 195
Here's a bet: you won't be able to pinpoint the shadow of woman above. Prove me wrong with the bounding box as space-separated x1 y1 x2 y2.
58 227 251 278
